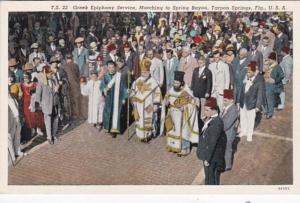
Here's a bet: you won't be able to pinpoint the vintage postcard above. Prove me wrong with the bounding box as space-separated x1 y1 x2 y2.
0 0 299 194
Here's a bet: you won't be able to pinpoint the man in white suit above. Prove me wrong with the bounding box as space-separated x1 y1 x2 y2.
146 49 164 88
208 51 230 111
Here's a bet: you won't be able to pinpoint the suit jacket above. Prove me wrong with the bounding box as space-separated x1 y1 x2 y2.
257 45 273 65
221 104 238 140
178 55 198 87
208 60 230 96
72 47 89 75
191 67 212 98
239 73 265 110
197 116 226 168
270 64 284 93
150 57 164 87
248 50 263 73
233 42 248 53
274 33 289 61
17 48 30 66
45 44 58 62
163 57 179 90
29 52 47 64
280 55 293 82
35 79 59 115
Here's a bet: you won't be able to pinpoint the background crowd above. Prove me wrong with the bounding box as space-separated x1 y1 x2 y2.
8 11 293 184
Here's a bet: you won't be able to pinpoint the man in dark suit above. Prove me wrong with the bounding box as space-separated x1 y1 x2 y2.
191 56 212 120
274 24 289 63
249 42 264 73
221 89 239 170
197 97 226 185
232 48 251 103
233 34 248 53
238 61 265 142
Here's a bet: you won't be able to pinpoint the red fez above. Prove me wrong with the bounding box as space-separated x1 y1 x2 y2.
205 97 218 110
43 65 51 74
193 36 201 44
259 21 266 28
244 27 250 33
132 37 138 42
223 89 234 100
107 43 116 52
80 76 87 83
268 52 277 61
124 42 130 49
281 47 289 54
247 61 257 72
96 55 103 61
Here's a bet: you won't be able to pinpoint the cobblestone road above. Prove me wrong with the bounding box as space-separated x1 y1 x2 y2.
8 83 293 185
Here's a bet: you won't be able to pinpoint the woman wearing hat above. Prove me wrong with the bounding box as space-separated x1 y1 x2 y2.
21 72 45 137
9 58 24 83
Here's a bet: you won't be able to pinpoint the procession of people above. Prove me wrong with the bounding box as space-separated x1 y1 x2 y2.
8 11 293 184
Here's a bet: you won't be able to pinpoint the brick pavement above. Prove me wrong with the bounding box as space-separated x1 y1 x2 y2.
8 83 293 185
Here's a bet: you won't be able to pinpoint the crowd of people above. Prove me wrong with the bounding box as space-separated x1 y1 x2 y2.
8 11 293 184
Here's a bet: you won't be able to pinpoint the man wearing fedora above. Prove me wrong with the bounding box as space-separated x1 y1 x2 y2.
72 37 89 76
9 58 24 83
197 97 226 185
35 65 60 144
17 39 30 66
28 43 47 64
274 24 289 63
50 56 71 129
46 36 58 62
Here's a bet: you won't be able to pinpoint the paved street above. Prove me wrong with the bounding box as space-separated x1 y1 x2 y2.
8 82 293 185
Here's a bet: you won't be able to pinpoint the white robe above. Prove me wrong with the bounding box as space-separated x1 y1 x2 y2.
131 76 162 141
161 85 199 155
81 80 104 124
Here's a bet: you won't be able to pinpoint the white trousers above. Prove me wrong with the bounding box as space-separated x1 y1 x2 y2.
240 106 256 139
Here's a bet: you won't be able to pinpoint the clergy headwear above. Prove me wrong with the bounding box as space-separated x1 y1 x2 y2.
140 58 151 72
174 71 185 83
